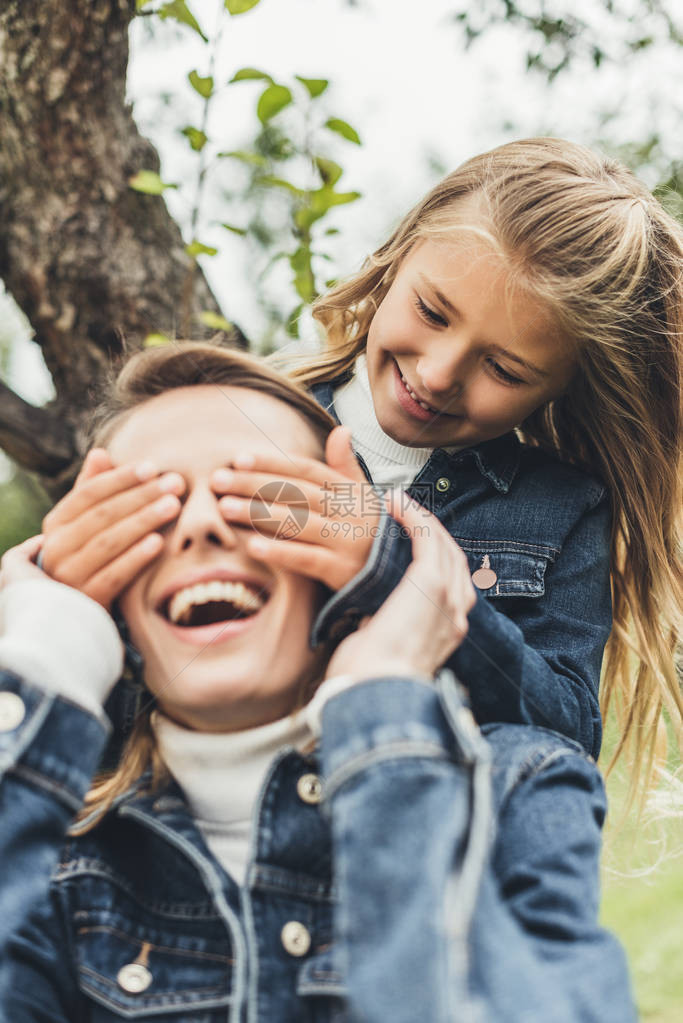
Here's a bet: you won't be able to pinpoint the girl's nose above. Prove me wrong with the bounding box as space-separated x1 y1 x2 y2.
169 486 238 554
415 343 468 398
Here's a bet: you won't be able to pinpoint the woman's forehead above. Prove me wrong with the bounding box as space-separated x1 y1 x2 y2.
107 384 323 469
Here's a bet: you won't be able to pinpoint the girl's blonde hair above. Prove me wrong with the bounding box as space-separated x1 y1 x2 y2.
73 341 336 831
289 137 683 804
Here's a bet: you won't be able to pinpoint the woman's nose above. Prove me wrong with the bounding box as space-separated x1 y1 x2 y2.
169 486 238 554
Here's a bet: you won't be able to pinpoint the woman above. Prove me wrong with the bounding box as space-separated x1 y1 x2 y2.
0 343 634 1021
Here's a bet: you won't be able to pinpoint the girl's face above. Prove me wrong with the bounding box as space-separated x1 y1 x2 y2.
111 385 323 733
365 238 576 449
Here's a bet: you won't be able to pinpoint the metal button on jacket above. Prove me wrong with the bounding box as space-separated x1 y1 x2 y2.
297 773 323 805
117 962 153 994
281 921 311 957
0 692 26 732
436 477 451 493
472 555 497 590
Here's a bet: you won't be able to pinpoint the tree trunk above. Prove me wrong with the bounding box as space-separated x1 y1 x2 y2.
0 0 247 496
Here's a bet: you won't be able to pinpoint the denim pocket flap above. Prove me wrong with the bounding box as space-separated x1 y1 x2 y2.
458 542 554 598
297 944 347 997
75 920 232 1018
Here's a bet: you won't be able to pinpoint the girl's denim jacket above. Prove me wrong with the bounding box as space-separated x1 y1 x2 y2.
0 669 634 1022
310 380 612 760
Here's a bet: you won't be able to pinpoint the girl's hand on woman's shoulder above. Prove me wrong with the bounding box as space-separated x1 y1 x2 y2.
39 449 185 609
212 426 381 592
324 494 477 683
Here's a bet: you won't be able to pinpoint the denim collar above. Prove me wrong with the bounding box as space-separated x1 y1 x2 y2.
310 378 521 494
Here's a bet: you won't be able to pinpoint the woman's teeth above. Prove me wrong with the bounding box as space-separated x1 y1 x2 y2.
168 580 266 625
399 372 439 414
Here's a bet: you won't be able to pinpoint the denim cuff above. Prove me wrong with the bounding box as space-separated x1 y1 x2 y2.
0 671 110 812
309 505 413 647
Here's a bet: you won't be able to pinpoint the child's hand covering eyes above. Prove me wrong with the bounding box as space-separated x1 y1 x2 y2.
39 450 186 610
324 493 476 682
212 427 380 592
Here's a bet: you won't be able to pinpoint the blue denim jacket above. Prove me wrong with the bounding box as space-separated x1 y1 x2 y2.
0 669 634 1022
309 380 612 759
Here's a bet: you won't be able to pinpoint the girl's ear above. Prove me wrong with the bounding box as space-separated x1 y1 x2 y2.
325 426 365 481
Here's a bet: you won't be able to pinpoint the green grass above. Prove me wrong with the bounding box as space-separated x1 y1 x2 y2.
601 742 683 1021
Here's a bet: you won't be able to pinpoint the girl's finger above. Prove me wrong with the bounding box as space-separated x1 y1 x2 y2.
0 533 44 570
43 461 179 531
221 449 363 493
211 467 336 517
84 533 165 609
53 493 181 589
245 534 342 586
219 495 374 554
42 474 185 567
0 534 46 588
73 448 113 488
325 426 367 483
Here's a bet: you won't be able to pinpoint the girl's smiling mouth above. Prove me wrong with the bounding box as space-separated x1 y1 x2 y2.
392 359 459 422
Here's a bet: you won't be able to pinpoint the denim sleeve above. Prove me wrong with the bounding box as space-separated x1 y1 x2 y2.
318 672 491 1023
450 498 611 759
310 506 411 645
313 495 610 759
319 680 634 1023
478 724 636 1022
0 670 109 1005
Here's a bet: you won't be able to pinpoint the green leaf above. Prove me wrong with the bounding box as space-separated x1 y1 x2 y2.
181 126 208 151
218 149 268 167
295 76 329 99
256 175 304 196
325 227 340 236
286 302 305 338
220 222 247 236
188 70 214 98
257 84 292 123
293 186 361 233
229 67 273 84
144 332 172 347
325 117 361 145
158 1 208 42
225 0 261 14
136 0 154 11
199 311 233 331
129 170 178 195
327 189 361 207
186 240 218 258
315 157 343 187
289 246 316 302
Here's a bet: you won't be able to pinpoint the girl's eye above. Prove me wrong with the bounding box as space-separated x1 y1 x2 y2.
487 358 524 386
414 295 447 327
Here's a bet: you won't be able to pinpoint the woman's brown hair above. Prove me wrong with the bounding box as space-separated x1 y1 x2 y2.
73 340 336 832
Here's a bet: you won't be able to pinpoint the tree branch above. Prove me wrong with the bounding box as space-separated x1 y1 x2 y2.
0 381 75 477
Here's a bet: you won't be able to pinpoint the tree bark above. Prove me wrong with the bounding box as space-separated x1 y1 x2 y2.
0 0 247 494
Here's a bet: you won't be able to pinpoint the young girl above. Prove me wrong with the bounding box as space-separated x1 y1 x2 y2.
39 138 682 801
0 344 635 1021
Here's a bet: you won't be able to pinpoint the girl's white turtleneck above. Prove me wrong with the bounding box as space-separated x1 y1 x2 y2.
152 710 313 886
333 353 433 489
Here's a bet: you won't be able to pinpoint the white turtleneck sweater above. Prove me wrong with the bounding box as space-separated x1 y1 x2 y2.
152 710 314 886
333 354 433 489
